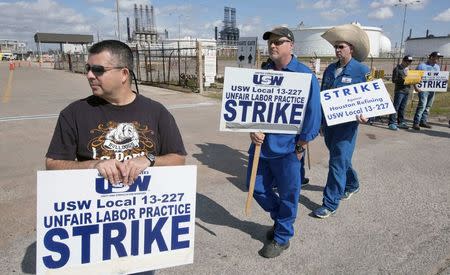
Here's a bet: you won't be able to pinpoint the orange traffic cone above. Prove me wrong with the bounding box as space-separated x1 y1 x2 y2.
9 61 15 71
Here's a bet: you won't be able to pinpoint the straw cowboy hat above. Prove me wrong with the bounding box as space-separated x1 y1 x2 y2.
321 24 370 62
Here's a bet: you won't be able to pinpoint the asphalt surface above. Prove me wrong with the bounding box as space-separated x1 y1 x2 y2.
0 61 449 275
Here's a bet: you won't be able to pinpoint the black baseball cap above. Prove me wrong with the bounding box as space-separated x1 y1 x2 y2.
403 55 413 62
429 51 443 58
263 27 295 42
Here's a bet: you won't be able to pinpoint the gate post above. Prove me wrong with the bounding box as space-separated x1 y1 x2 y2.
196 40 204 94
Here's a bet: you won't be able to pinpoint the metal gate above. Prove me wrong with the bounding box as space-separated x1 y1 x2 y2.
133 41 198 90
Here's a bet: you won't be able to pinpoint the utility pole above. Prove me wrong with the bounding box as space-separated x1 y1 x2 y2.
395 0 421 64
116 0 121 41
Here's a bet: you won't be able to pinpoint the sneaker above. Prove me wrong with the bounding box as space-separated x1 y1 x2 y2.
313 206 336 219
398 122 409 129
258 240 290 258
266 225 275 241
341 187 360 200
419 122 432 129
302 177 310 186
413 124 420 130
388 124 398 131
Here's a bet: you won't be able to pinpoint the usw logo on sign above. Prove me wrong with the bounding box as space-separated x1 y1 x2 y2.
95 175 151 194
253 74 284 86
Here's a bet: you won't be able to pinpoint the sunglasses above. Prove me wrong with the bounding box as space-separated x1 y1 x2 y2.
334 44 348 50
269 40 291 46
85 64 140 94
85 64 125 75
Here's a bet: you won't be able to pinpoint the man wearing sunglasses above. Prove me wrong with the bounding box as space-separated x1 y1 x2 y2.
313 24 371 219
46 39 186 188
248 27 321 258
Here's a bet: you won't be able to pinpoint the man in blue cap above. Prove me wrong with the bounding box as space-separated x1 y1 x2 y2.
247 26 322 258
412 51 443 130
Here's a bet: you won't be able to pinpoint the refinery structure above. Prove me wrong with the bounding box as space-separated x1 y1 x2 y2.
126 4 160 44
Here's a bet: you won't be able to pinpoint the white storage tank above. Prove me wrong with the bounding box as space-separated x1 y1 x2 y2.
291 22 391 58
405 35 450 57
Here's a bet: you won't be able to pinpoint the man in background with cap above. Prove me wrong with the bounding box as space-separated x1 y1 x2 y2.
412 51 443 130
313 24 370 219
388 55 414 130
248 27 321 258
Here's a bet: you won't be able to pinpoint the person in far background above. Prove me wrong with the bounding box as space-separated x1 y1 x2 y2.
412 51 443 130
388 55 414 130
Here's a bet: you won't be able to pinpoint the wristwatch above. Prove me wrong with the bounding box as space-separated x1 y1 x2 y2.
295 144 306 154
145 152 156 167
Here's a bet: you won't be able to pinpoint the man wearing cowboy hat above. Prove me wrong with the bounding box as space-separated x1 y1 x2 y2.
412 51 443 130
313 24 371 219
248 26 321 258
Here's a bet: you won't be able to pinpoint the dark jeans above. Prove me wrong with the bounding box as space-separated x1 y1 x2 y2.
389 92 409 125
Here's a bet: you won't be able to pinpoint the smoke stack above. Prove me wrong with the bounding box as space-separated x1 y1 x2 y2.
139 5 144 31
127 17 131 42
145 5 150 32
426 29 429 37
231 8 236 28
215 26 218 40
134 4 139 32
150 6 155 32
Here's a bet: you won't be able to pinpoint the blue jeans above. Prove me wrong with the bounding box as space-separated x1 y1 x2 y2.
247 152 301 244
389 92 409 125
323 121 359 211
413 91 435 125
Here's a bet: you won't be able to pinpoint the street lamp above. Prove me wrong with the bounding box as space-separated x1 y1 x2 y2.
395 0 421 63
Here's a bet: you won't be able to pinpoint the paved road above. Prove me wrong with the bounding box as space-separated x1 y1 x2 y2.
0 62 449 274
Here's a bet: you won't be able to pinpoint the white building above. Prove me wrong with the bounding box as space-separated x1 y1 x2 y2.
405 35 450 58
0 39 27 53
290 22 391 58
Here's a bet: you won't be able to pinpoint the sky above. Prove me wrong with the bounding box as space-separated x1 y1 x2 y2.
0 0 449 51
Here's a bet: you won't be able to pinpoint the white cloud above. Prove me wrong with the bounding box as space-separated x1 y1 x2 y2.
238 17 263 36
297 0 359 10
339 0 360 7
312 0 332 9
296 0 307 10
320 9 347 20
369 6 394 19
369 0 428 10
433 8 450 22
204 20 223 30
0 0 92 48
370 1 383 8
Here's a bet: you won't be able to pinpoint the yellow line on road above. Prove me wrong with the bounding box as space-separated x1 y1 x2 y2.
2 70 14 103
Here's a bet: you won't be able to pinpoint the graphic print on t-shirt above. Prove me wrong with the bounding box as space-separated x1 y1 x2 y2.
88 121 155 161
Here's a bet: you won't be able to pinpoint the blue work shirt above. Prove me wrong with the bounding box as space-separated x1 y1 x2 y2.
416 62 440 72
248 55 322 158
321 58 370 91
